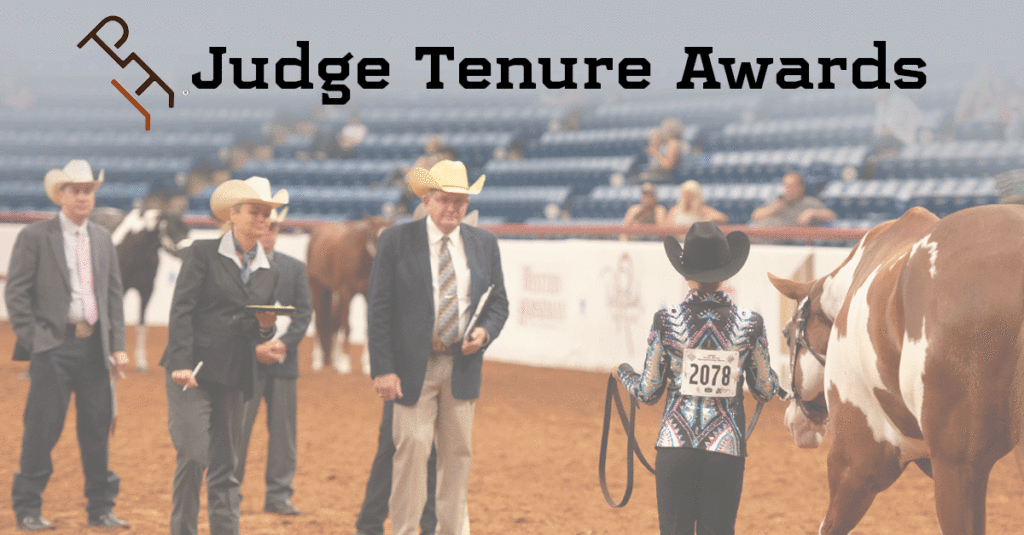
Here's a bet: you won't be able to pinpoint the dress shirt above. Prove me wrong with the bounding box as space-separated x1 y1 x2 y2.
58 211 94 324
217 230 270 272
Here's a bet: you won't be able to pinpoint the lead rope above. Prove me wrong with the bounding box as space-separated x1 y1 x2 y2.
599 374 655 507
599 375 765 508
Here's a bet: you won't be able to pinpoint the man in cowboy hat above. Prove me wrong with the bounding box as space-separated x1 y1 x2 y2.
161 176 287 535
5 159 131 530
613 222 778 535
235 206 313 517
369 160 509 535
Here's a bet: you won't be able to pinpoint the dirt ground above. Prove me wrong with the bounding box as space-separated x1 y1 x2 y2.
0 323 1021 534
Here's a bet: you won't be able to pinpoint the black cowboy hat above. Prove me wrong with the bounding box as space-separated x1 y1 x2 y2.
664 222 750 283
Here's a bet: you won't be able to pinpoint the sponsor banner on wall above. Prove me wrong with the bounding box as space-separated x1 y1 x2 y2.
485 239 851 372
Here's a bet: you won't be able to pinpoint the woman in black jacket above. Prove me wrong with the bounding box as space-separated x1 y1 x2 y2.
161 176 289 535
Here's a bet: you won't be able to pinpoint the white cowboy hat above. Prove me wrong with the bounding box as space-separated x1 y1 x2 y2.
210 176 289 222
44 159 104 204
269 206 289 225
407 160 485 198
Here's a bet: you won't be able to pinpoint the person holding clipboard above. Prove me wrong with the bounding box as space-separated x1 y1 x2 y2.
160 176 289 535
368 160 508 535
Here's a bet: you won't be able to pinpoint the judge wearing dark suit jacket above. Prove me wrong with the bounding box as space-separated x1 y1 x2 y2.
5 160 130 531
161 176 288 535
235 206 313 516
370 160 509 535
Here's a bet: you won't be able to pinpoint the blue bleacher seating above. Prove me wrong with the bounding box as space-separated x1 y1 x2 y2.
233 158 413 187
466 186 572 223
482 156 635 194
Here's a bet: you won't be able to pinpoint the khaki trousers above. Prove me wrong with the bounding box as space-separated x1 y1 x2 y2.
391 354 474 535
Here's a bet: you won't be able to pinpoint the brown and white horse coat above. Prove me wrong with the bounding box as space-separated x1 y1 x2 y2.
770 205 1024 535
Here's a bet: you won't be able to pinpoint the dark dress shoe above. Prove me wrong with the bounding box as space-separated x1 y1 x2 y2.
16 515 54 531
264 501 301 515
88 512 130 529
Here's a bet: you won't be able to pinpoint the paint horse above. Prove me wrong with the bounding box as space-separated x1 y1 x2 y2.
306 217 391 373
768 205 1024 535
92 207 190 371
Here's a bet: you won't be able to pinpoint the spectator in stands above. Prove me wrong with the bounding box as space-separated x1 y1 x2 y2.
639 118 688 184
860 89 924 180
413 135 446 170
339 114 368 153
749 172 835 227
955 73 1024 126
624 183 667 225
874 89 923 150
664 180 728 227
621 183 666 240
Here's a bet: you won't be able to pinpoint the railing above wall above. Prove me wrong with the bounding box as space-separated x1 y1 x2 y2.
0 210 870 245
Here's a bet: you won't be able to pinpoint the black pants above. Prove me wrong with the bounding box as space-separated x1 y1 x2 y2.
655 447 745 535
355 400 437 535
12 331 118 520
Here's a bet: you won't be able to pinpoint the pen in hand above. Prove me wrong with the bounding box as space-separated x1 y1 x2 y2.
182 361 204 392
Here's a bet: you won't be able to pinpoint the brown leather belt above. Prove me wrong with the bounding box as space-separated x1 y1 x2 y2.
68 322 94 339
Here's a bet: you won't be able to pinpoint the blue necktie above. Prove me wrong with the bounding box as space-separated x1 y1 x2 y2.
234 238 258 284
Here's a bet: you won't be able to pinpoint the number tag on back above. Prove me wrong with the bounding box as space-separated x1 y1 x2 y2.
679 349 741 398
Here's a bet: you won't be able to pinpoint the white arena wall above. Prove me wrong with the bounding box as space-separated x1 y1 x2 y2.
0 223 851 373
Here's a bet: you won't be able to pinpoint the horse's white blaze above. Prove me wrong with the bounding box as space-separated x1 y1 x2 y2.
909 234 939 278
828 266 908 448
785 400 826 448
798 345 826 399
900 317 929 425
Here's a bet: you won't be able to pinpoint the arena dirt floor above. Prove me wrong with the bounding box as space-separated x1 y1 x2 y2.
0 323 1021 534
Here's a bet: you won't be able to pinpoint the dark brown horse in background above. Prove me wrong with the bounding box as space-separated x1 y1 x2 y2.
306 217 391 373
91 207 190 371
768 205 1024 534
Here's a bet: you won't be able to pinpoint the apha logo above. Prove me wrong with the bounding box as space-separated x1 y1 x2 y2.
78 16 174 131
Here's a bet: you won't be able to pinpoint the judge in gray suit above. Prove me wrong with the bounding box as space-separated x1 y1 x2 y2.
5 160 130 531
161 177 288 535
235 207 313 516
370 160 509 535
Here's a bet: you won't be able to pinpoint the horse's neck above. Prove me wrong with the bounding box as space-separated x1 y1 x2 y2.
818 242 866 321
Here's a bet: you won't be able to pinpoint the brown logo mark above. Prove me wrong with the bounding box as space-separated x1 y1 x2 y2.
78 16 175 130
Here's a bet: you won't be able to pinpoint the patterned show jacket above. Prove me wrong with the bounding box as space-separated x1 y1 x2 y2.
618 290 778 457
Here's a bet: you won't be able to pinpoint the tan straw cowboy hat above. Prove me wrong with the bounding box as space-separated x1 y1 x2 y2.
209 176 289 222
44 159 104 204
407 160 485 198
268 206 289 225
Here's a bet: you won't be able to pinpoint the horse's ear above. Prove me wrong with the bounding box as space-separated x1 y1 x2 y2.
768 272 813 302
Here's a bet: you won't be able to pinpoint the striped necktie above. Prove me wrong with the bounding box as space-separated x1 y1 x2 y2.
434 236 459 346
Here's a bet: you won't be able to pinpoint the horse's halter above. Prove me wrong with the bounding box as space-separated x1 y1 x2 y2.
783 297 829 425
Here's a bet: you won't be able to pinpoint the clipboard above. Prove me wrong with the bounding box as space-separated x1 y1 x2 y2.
245 305 297 316
463 285 494 340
